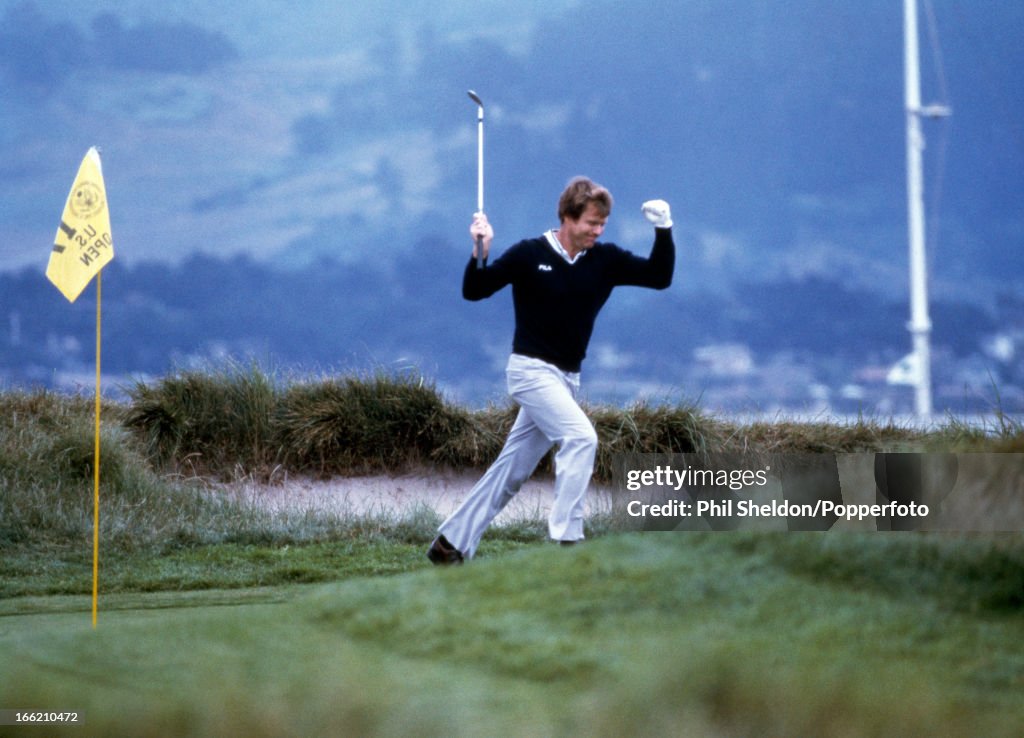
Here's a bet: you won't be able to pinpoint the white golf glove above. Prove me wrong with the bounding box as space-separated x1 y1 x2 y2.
641 199 673 229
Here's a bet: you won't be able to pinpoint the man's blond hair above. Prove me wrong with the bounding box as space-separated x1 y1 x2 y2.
557 176 613 222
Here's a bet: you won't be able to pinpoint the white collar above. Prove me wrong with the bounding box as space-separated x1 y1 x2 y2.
544 229 586 264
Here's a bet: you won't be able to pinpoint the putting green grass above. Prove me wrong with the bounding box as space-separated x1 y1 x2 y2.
0 536 539 600
2 533 1023 736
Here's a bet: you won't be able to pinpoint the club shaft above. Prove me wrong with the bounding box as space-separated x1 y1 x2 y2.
469 91 485 269
476 107 484 212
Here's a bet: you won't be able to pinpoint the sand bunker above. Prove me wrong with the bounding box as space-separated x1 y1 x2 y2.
219 468 614 524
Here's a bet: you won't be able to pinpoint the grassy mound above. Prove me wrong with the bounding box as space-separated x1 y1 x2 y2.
2 534 1023 737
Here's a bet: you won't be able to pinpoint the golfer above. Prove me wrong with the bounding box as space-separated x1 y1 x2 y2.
427 176 675 564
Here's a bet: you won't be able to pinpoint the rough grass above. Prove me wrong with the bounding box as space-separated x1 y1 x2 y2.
0 390 213 551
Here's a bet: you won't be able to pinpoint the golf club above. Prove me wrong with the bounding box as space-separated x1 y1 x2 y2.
467 90 484 268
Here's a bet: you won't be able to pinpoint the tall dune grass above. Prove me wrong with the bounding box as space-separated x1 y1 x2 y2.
120 364 962 483
123 364 279 477
275 372 471 476
0 389 217 552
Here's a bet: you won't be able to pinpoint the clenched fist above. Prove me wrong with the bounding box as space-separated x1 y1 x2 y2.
641 200 673 229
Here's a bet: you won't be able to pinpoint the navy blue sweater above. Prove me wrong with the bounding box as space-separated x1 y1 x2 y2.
462 227 674 372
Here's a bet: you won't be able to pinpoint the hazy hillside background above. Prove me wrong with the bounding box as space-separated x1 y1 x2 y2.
1 0 1022 414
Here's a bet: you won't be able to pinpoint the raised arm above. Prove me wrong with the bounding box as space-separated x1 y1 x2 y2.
611 200 676 289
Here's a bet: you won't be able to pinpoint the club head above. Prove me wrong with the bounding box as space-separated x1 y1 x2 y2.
467 90 483 108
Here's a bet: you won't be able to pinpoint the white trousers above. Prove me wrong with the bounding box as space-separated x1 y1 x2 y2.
438 354 598 559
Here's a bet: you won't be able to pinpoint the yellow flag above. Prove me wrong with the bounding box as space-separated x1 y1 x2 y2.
46 147 114 302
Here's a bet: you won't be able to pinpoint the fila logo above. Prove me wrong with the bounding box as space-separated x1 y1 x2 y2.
538 264 553 272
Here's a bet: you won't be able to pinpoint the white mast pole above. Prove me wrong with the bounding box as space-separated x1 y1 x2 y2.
904 0 934 421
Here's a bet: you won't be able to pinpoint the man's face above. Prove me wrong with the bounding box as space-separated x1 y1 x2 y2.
560 202 608 254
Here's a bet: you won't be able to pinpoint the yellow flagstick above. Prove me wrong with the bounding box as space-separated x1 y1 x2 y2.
45 147 113 628
93 271 102 629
